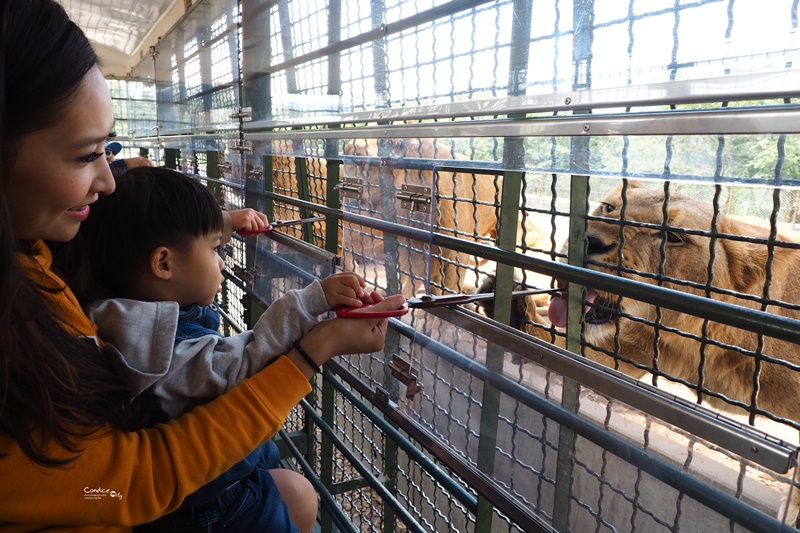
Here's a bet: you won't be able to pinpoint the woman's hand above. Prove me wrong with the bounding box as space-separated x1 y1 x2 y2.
290 293 406 377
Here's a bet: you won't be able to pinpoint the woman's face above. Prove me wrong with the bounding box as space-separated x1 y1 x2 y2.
4 66 116 242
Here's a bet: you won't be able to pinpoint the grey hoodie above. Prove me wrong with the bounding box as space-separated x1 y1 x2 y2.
88 280 328 417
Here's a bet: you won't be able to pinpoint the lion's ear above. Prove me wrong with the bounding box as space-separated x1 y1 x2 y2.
717 217 769 293
625 179 645 189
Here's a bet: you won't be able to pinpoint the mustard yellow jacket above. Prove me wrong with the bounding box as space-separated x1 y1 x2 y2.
0 242 311 531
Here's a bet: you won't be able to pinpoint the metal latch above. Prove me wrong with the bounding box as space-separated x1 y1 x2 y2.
247 165 264 181
229 107 253 122
396 184 431 213
231 264 261 284
228 139 253 153
217 161 232 174
218 243 235 261
387 356 421 399
336 177 363 200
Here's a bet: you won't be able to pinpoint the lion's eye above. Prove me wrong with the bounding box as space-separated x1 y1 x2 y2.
661 231 684 243
600 203 615 214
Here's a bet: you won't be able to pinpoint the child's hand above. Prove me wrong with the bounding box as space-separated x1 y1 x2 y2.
321 272 368 308
299 293 407 367
228 208 270 232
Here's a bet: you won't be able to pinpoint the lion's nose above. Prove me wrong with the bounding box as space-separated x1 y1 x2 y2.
586 235 616 256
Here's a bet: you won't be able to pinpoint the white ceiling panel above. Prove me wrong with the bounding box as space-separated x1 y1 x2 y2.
63 0 184 77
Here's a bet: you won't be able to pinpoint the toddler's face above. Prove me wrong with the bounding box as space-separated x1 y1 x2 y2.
169 232 225 307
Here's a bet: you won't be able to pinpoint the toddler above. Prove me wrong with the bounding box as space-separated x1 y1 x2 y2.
80 166 373 533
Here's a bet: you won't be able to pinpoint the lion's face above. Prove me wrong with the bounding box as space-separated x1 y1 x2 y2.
541 180 800 421
549 182 755 356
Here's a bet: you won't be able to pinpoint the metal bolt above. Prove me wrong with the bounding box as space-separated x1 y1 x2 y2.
564 97 572 105
751 445 759 453
583 123 590 132
380 23 387 34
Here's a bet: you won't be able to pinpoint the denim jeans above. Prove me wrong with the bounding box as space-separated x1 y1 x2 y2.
134 440 300 533
174 302 223 344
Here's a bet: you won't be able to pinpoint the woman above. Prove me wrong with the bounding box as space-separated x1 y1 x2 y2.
0 1 403 530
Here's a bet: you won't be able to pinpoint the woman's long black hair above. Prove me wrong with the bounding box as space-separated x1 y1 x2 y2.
0 0 140 466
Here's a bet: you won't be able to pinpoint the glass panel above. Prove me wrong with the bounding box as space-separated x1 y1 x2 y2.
340 137 435 299
107 78 158 145
337 137 434 393
152 0 242 134
247 232 337 306
237 0 800 123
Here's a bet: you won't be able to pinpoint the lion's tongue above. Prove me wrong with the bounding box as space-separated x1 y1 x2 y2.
547 293 568 328
547 288 598 328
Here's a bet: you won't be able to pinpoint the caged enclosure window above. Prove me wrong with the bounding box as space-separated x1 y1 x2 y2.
116 0 800 531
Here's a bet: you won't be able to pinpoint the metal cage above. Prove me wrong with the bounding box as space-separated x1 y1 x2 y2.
122 0 800 531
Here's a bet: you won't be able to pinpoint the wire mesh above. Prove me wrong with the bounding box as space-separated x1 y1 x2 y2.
120 0 800 531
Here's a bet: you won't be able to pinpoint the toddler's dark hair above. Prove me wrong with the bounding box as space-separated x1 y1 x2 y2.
81 167 224 299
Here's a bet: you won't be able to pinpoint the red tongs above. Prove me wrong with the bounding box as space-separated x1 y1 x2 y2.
237 216 325 237
334 288 558 318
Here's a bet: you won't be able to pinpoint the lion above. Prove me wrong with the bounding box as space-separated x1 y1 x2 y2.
480 180 800 522
343 137 546 296
552 182 800 417
264 137 549 298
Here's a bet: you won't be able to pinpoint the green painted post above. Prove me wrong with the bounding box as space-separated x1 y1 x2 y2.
294 157 314 244
163 148 179 169
321 132 340 533
324 157 341 255
263 153 276 222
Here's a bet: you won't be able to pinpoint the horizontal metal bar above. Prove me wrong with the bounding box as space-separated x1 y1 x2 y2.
246 105 800 140
150 133 229 143
196 141 800 187
244 71 800 130
222 236 335 307
278 428 358 533
159 81 240 105
384 318 796 533
299 398 429 533
273 429 307 457
262 191 340 218
265 230 340 268
426 306 797 473
196 175 244 190
297 154 507 174
327 478 368 495
338 210 800 347
250 247 316 284
149 105 800 146
131 128 235 141
216 304 243 334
